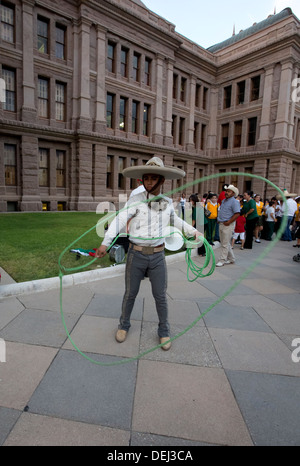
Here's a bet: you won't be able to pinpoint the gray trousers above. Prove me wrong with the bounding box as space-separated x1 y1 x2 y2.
119 247 170 338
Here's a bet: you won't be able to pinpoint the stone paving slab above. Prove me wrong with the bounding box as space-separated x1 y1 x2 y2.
63 315 142 358
132 360 253 446
0 342 57 410
3 412 131 446
27 350 137 431
0 298 24 330
209 328 300 376
201 300 273 332
139 322 221 367
0 309 78 348
226 370 300 446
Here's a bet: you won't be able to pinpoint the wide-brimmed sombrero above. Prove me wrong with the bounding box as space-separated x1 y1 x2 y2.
122 157 186 180
276 189 298 200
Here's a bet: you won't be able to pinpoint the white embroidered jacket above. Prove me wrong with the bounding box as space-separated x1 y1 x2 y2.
102 192 197 248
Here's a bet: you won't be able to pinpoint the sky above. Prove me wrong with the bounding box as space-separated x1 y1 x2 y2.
142 0 300 49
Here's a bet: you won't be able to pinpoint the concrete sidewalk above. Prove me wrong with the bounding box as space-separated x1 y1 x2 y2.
0 240 300 446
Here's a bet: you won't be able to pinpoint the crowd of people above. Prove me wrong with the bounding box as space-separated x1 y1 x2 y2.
183 185 300 267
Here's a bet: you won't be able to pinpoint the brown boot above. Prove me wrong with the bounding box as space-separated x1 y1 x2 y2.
160 337 171 351
115 329 127 343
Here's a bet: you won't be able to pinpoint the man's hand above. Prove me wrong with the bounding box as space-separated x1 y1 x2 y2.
194 231 204 242
95 245 107 258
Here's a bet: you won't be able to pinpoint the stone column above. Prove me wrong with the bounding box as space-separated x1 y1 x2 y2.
206 87 218 156
153 54 164 145
94 25 107 133
75 139 93 211
20 135 41 211
272 61 294 149
187 75 196 151
93 143 107 201
21 0 36 123
257 66 274 151
164 59 174 146
288 66 299 149
77 18 92 131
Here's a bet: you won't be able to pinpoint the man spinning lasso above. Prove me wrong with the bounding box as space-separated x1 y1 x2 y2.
96 157 202 351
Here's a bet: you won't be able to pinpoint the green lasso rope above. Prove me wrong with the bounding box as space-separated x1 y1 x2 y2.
58 173 288 366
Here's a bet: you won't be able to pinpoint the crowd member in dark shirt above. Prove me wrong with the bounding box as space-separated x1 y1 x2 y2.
241 191 259 249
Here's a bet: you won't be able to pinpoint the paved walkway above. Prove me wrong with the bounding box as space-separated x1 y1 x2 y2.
0 240 300 446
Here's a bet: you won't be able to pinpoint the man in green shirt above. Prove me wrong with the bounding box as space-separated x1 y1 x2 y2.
241 191 259 249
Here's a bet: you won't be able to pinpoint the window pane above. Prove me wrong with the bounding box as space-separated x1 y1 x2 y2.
107 93 114 128
4 144 16 186
1 4 14 42
38 78 49 117
39 148 49 186
56 82 65 120
2 68 15 111
56 150 66 187
37 18 48 54
55 25 65 59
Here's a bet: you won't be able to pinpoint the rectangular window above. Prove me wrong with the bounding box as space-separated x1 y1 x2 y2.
195 84 201 108
107 42 115 73
221 123 229 149
218 169 226 194
132 52 140 82
4 143 16 186
55 82 66 121
37 16 49 54
237 81 245 105
119 97 127 131
234 120 243 148
143 104 150 136
132 100 139 134
55 24 66 60
194 122 200 147
180 77 187 103
203 87 208 110
172 114 176 143
120 47 128 78
173 74 178 99
144 57 151 86
231 167 239 187
251 76 260 101
179 117 185 145
130 159 137 189
1 2 14 43
56 150 66 187
248 117 257 146
118 157 125 189
39 148 49 187
107 155 112 188
2 67 16 112
201 124 206 150
106 93 114 128
224 85 232 109
38 77 49 118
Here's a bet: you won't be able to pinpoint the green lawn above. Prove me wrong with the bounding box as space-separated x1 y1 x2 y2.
0 212 111 283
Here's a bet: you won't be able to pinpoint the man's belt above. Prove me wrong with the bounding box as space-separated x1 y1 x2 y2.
129 243 165 254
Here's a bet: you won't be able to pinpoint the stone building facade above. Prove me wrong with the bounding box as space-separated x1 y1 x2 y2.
0 0 299 212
